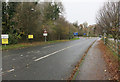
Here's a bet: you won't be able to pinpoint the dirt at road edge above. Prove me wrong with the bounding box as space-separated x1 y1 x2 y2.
98 40 119 81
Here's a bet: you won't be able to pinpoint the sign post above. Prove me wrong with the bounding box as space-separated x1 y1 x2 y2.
43 30 47 42
1 34 9 46
28 35 33 43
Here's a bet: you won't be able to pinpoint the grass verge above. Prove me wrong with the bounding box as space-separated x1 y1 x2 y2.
70 37 80 40
1 40 69 51
2 37 81 51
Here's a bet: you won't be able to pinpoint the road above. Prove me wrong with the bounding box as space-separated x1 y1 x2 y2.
2 37 97 80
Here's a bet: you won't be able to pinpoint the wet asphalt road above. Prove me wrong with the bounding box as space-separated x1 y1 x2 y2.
2 37 97 80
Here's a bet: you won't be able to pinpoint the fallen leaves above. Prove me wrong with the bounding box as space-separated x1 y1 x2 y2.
98 40 119 81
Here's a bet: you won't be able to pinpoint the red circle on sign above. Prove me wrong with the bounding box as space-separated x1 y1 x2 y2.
44 30 47 33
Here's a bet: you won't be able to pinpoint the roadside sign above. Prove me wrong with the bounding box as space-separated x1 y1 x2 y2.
1 34 9 39
43 33 47 36
44 30 47 33
28 35 33 39
73 32 78 36
1 34 9 45
43 30 48 36
83 33 86 35
43 30 47 42
2 39 8 44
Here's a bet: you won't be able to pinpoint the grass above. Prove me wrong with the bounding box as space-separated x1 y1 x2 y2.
1 39 72 50
1 38 80 50
72 55 86 80
107 45 120 61
2 40 69 50
70 37 80 40
105 40 120 61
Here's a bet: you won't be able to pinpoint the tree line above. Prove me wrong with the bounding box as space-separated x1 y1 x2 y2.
96 1 120 42
2 2 78 44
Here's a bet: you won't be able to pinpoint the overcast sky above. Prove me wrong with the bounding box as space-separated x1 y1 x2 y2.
62 0 108 25
6 0 113 25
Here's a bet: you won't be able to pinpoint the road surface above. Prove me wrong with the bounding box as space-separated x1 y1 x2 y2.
2 37 97 80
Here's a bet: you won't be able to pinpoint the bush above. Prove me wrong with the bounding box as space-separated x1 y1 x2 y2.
8 33 18 44
108 34 113 38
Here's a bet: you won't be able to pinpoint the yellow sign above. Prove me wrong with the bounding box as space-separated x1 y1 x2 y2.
28 35 33 39
2 38 8 44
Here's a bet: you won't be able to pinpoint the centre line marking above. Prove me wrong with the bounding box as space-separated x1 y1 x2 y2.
7 69 14 72
34 39 96 62
34 46 73 61
34 43 81 62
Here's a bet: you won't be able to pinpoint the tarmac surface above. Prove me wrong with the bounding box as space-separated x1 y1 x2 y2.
2 37 97 80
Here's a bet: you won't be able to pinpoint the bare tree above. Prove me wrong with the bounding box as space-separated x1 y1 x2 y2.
96 2 119 42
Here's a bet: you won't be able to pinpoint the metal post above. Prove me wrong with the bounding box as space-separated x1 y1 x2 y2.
45 36 46 42
104 32 106 44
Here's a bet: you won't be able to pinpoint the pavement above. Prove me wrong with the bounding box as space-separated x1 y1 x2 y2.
2 37 97 80
75 39 111 80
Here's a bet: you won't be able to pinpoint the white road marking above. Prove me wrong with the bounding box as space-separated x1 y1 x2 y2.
34 48 68 61
34 43 80 62
7 69 14 72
